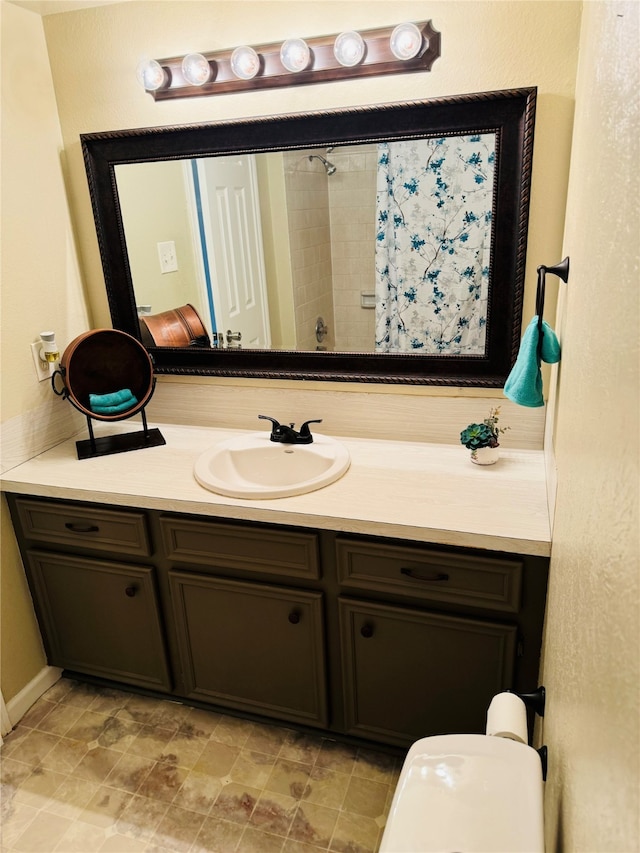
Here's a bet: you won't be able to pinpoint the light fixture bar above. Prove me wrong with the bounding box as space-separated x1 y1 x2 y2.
146 21 440 101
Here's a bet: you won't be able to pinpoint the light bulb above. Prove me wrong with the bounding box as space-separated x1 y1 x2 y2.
135 58 167 92
389 23 424 61
333 31 365 67
280 38 311 73
182 53 213 86
230 46 261 80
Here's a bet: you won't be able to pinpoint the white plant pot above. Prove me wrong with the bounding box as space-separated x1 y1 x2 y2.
470 445 500 465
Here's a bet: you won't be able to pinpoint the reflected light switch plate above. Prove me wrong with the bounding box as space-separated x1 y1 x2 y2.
157 240 178 273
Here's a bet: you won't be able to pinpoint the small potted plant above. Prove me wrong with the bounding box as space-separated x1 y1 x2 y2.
460 407 509 465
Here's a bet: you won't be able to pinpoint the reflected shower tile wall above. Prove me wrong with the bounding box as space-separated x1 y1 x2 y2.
282 145 376 353
284 150 335 351
329 145 377 352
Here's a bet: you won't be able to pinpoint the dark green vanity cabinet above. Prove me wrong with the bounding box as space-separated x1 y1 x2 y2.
335 539 541 747
7 494 549 749
11 499 171 692
161 514 328 728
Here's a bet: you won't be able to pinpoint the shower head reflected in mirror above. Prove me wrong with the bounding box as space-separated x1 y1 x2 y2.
308 154 337 175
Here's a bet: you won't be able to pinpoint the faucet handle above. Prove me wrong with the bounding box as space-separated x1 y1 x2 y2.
258 415 281 430
299 419 323 439
259 414 298 443
258 415 284 440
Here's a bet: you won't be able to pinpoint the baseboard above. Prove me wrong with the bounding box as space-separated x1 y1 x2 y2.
4 665 62 732
1 695 12 739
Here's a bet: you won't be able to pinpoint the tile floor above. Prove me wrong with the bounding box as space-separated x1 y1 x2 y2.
1 678 402 852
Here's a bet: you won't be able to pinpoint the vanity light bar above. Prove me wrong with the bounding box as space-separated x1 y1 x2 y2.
140 21 441 101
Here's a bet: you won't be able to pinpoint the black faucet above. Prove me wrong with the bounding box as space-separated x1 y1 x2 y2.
258 415 322 445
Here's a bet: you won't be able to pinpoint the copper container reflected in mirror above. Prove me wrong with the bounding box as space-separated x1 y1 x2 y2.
139 304 210 348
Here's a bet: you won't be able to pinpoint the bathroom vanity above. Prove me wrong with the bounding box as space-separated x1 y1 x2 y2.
3 423 550 750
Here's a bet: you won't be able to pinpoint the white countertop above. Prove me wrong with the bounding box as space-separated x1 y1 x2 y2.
1 423 551 557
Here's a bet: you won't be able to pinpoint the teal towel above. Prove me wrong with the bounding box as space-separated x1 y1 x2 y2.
90 389 138 415
89 389 135 408
504 316 560 408
91 398 139 415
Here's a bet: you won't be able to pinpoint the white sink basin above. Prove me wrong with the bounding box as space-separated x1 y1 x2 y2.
194 431 351 499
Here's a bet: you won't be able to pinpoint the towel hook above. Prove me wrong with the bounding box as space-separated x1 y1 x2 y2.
536 256 570 358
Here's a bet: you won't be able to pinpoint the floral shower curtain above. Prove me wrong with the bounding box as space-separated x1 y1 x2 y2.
375 134 495 354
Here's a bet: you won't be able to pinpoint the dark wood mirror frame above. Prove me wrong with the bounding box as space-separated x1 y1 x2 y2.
81 86 536 386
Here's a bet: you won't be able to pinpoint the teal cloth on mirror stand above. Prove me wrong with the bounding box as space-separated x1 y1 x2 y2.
89 388 135 408
504 316 560 408
90 397 138 415
89 389 138 415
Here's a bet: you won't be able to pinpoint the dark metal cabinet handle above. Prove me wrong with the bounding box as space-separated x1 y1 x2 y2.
400 568 450 583
65 522 99 534
360 623 374 639
288 610 301 624
125 586 138 597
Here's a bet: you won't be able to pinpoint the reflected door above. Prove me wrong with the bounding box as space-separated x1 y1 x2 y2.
193 156 271 348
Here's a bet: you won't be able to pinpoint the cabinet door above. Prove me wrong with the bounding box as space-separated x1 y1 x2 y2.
26 551 171 691
170 572 327 728
339 598 516 747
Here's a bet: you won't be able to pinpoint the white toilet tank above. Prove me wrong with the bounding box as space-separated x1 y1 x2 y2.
379 733 545 852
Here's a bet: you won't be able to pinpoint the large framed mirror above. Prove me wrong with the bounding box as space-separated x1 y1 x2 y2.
81 87 535 386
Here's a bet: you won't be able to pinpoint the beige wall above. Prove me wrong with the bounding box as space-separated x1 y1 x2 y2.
0 0 89 425
540 2 639 850
0 0 89 703
116 160 206 318
0 509 46 701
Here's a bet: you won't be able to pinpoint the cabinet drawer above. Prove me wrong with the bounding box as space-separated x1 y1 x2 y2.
336 538 522 613
160 515 319 579
14 498 151 558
